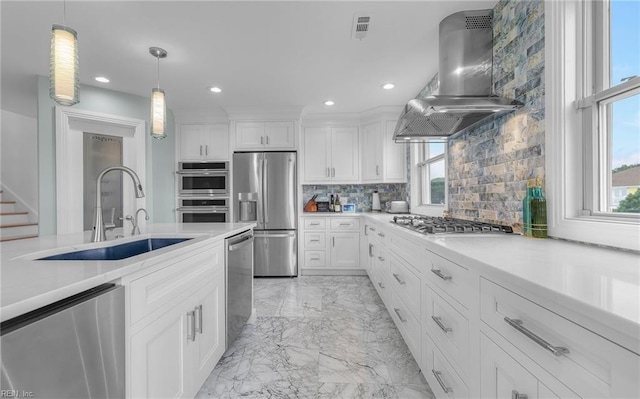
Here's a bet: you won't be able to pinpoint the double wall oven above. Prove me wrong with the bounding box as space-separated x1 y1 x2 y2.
176 162 230 223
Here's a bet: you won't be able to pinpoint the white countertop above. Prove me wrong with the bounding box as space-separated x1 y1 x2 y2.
360 213 640 354
0 223 255 322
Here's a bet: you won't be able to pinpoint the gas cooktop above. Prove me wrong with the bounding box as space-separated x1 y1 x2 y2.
390 215 514 235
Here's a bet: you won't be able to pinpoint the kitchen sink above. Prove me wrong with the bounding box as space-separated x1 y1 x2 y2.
38 238 193 261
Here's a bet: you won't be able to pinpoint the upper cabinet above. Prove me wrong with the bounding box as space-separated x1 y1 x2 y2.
234 121 296 150
179 124 229 161
302 126 359 183
361 120 406 183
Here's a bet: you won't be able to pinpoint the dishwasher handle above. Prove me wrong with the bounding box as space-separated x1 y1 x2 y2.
228 235 254 252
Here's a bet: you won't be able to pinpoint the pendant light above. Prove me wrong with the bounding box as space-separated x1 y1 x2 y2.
149 47 168 139
49 0 79 106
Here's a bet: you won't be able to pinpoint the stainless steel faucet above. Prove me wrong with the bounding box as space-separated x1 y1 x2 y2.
92 166 145 242
131 208 149 235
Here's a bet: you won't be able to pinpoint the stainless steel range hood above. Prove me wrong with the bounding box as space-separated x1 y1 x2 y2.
393 9 523 142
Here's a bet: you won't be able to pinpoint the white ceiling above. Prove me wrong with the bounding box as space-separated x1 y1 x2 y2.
1 0 497 119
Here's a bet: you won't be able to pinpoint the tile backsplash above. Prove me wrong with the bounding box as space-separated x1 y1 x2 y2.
447 0 545 232
302 184 408 213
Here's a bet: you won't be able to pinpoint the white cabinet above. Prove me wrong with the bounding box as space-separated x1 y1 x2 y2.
300 216 361 271
361 120 406 183
235 121 295 150
125 240 226 399
179 124 229 160
302 126 359 183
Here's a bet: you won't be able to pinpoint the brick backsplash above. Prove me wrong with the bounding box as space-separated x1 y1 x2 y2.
302 184 408 213
447 0 545 232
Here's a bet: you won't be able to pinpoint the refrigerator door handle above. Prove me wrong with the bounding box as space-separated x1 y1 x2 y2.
256 156 264 226
263 157 269 224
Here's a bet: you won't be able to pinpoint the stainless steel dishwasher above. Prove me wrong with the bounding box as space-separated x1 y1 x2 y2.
225 230 254 349
1 283 124 399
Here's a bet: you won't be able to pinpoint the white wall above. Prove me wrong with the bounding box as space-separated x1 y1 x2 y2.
1 109 38 217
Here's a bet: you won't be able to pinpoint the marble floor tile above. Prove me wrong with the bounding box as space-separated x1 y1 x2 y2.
195 275 435 399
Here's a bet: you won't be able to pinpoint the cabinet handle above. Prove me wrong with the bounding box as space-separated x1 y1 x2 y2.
504 317 569 356
199 145 203 156
261 136 264 145
205 145 209 156
431 316 452 333
369 244 374 257
310 257 320 261
332 237 335 247
378 232 385 238
392 273 406 285
376 165 380 175
431 268 452 281
432 370 453 393
378 256 385 261
332 168 335 177
369 227 376 232
326 167 330 177
310 239 320 242
512 390 528 399
195 304 203 334
393 308 407 323
266 135 269 145
187 310 196 341
339 223 351 226
378 282 385 289
310 222 320 226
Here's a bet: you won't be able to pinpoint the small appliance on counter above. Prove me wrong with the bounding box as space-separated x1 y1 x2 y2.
386 200 410 214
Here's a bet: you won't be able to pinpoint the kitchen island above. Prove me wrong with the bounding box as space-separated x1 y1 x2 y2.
1 222 255 322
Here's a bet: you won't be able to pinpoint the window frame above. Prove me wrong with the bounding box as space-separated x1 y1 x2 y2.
410 141 447 216
546 0 640 251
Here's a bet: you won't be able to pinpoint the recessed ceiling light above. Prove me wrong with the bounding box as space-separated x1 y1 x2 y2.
324 100 335 106
382 83 395 90
210 86 222 93
95 76 109 83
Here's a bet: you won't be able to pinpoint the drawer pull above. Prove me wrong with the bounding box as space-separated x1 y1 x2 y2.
504 317 569 357
378 232 385 237
512 390 528 399
392 273 406 285
310 257 320 261
378 282 385 289
310 222 320 226
369 227 376 232
432 370 453 393
393 308 407 323
339 223 352 226
187 310 196 341
310 239 320 242
378 256 385 261
369 244 374 257
431 316 452 333
431 268 452 281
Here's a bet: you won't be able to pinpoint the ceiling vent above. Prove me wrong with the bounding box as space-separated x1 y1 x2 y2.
352 15 371 40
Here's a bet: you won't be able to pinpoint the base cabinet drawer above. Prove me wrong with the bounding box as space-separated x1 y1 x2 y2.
303 218 326 230
388 250 421 319
480 278 640 398
303 232 326 249
389 291 421 365
425 250 471 310
480 332 569 399
423 283 470 381
330 217 360 230
304 250 326 267
423 333 470 399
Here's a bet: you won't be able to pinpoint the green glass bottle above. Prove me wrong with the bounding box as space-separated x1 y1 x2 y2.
531 176 547 238
522 178 533 236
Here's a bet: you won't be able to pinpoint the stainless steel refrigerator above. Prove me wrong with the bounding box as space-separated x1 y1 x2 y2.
233 152 297 276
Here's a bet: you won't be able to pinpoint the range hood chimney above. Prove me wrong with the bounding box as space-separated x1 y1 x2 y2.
393 9 523 142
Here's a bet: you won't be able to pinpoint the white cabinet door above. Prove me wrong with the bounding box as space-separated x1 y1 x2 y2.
331 127 359 182
180 124 206 160
303 127 331 182
361 122 383 181
330 231 360 268
130 301 191 399
192 273 226 392
383 120 407 182
235 122 265 149
264 121 295 148
203 124 230 159
480 333 539 399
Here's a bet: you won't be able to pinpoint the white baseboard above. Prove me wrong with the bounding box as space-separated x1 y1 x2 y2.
299 268 367 276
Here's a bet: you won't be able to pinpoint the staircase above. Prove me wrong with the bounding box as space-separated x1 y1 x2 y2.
0 190 38 242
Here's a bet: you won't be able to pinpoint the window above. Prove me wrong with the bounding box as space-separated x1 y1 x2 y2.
546 0 640 250
417 142 446 206
589 0 640 215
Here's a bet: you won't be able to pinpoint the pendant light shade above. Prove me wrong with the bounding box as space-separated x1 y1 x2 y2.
149 47 168 140
49 24 79 106
151 88 167 138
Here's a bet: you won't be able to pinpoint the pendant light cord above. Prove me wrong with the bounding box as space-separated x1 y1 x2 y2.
157 55 161 90
63 0 66 27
